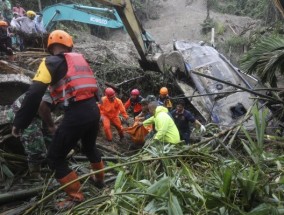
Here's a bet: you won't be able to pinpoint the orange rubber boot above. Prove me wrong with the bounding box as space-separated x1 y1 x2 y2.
56 171 84 210
91 161 105 189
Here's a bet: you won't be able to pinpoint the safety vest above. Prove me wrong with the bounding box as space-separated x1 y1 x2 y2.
158 96 172 109
50 53 97 105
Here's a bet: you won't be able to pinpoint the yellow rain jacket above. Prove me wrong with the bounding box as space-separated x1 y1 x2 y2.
143 106 180 144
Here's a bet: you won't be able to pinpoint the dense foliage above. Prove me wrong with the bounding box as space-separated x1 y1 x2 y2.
208 0 281 22
17 105 284 215
241 36 284 87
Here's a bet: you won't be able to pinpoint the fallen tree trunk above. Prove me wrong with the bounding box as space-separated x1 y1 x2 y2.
0 187 44 204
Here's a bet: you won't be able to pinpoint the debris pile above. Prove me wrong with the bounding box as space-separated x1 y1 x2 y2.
0 34 283 215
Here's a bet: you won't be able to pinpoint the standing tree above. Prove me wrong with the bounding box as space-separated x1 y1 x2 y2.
241 1 284 87
38 0 42 11
201 0 215 34
240 36 284 87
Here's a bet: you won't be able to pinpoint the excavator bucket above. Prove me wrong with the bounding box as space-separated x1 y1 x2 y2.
142 51 185 73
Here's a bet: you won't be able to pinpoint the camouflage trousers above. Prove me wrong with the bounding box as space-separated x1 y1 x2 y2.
6 110 47 164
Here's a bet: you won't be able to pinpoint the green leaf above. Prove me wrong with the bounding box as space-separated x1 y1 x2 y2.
240 36 284 86
147 177 170 197
144 199 167 213
168 193 183 215
191 183 204 201
246 203 279 215
139 179 152 186
241 140 258 164
222 168 232 198
179 160 205 201
114 171 125 192
1 163 14 178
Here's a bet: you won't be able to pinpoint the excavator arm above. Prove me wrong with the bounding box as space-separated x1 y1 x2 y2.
94 0 152 63
43 1 174 71
94 0 172 71
273 0 284 17
43 4 124 32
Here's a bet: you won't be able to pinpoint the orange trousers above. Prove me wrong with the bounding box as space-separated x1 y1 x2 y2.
102 115 124 141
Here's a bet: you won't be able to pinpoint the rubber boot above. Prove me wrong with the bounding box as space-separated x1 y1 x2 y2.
56 171 84 211
90 161 105 189
28 162 43 181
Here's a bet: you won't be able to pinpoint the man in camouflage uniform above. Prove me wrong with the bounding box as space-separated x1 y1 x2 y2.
6 92 54 178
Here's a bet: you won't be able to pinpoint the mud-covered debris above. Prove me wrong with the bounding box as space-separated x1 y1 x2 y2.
74 35 139 66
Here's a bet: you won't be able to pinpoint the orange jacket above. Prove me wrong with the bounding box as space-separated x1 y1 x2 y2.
124 96 143 113
99 96 129 119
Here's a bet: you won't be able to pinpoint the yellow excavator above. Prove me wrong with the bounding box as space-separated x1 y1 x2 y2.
79 0 284 72
273 0 284 17
93 0 164 70
76 0 182 72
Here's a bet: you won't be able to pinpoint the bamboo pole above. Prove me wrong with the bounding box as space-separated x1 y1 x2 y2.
0 152 27 162
172 88 284 100
0 187 44 204
192 71 284 104
73 155 127 162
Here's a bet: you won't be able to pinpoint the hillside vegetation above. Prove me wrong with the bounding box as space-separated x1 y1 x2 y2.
209 0 282 22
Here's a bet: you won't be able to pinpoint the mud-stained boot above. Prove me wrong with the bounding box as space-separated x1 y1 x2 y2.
56 171 84 211
90 161 105 189
28 162 43 181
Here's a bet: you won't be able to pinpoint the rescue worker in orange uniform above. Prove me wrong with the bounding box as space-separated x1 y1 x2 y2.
157 87 173 111
11 30 104 210
124 89 143 117
100 87 129 142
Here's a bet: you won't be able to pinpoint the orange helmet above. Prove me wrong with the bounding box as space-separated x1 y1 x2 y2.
47 30 73 49
160 87 168 95
105 87 115 98
0 21 8 27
